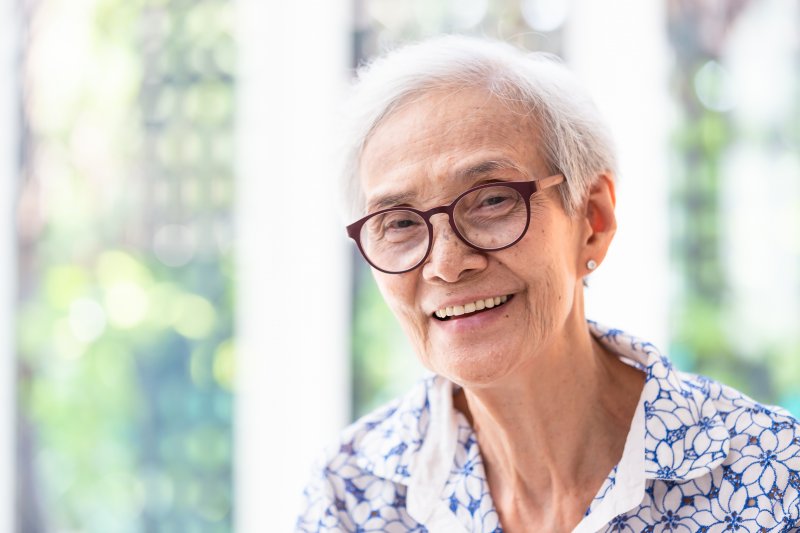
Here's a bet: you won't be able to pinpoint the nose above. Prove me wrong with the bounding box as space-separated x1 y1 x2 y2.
421 214 488 283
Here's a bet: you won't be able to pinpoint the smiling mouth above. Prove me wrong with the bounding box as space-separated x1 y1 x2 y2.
432 295 512 321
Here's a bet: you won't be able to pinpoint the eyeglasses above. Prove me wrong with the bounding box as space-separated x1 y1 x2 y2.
346 174 565 274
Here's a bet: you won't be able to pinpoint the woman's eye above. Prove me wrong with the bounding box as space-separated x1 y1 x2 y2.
387 218 417 229
482 195 509 207
474 191 515 209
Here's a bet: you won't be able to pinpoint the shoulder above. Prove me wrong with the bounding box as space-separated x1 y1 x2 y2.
296 375 439 532
691 373 800 491
676 369 800 456
611 369 800 532
678 372 800 527
328 373 437 478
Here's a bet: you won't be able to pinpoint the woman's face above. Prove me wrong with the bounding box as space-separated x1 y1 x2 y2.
358 88 592 388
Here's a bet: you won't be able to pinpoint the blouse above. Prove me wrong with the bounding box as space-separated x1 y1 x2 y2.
297 322 800 532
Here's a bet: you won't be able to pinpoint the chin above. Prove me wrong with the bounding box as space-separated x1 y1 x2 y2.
423 344 521 388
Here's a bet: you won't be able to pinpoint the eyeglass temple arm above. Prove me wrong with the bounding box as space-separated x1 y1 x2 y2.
537 173 565 190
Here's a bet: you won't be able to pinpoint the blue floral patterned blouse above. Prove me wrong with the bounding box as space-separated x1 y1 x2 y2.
297 323 800 532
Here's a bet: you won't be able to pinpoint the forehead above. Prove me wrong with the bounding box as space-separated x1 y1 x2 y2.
359 87 546 211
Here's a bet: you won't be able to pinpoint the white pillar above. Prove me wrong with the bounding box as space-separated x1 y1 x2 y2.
235 0 352 531
565 0 671 349
0 0 17 529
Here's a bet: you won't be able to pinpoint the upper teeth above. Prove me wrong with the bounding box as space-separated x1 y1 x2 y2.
434 295 509 319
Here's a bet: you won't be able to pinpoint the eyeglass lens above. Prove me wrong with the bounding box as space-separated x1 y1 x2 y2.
359 184 529 273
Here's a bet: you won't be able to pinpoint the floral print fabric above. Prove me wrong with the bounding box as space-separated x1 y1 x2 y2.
297 323 800 532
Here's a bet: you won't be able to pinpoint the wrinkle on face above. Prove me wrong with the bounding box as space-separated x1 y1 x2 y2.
359 86 584 389
361 91 548 214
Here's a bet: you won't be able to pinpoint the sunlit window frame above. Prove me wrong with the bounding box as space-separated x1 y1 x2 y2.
234 0 353 531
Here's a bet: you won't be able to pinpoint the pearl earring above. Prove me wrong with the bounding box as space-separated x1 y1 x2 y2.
586 259 597 270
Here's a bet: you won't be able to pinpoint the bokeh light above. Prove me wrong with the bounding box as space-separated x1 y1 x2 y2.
16 0 235 530
520 0 569 32
68 298 107 343
694 60 736 112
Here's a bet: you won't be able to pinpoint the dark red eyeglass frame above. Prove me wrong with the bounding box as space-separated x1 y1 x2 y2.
346 174 565 274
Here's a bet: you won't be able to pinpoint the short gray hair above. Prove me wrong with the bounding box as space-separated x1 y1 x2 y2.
340 35 617 219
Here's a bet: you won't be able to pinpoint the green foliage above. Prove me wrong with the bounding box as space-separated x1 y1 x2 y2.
18 0 237 530
351 265 423 420
19 252 235 531
668 14 800 416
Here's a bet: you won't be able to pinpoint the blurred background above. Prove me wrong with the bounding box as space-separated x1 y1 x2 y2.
1 0 797 531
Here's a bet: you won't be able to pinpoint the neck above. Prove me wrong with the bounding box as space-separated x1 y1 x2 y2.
453 304 645 527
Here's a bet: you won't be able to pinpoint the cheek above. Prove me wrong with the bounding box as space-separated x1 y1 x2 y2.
529 262 572 325
373 271 413 310
496 241 575 325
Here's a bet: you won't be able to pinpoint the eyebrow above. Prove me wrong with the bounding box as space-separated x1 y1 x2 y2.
368 191 417 212
366 158 526 212
455 158 526 181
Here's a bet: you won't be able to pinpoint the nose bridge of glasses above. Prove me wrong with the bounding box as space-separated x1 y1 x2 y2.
424 205 474 257
423 204 457 233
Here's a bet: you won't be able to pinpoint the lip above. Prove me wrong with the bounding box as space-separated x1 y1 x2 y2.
430 294 515 333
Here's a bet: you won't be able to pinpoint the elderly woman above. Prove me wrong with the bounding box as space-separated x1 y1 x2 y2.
297 36 800 532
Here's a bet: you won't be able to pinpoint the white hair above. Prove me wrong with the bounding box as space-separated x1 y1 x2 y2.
340 34 617 219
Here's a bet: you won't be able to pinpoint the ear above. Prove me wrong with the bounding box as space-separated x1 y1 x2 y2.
578 173 617 276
